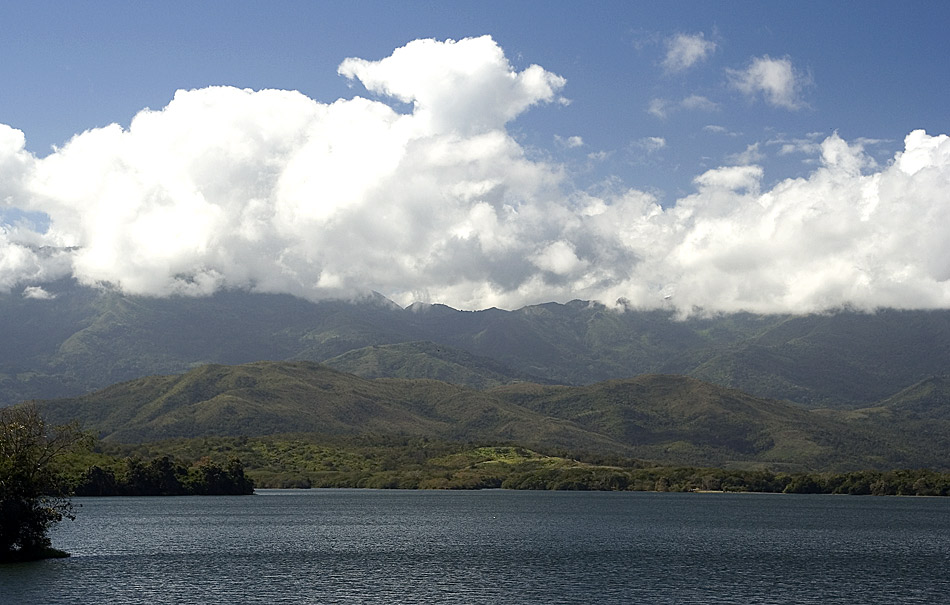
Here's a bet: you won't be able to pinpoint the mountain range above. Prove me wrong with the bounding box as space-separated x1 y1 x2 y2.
3 280 948 470
4 280 950 411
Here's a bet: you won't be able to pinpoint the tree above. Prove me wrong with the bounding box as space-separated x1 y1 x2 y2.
187 457 255 495
0 405 91 562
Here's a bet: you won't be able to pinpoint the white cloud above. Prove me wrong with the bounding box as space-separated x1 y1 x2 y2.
638 137 667 153
703 125 739 136
337 36 566 135
726 143 765 165
0 125 33 211
555 134 584 148
680 95 718 112
0 231 70 291
778 141 819 156
1 39 950 316
693 164 762 193
662 33 716 73
22 285 54 299
13 37 567 305
898 129 950 175
650 95 718 119
531 240 588 275
648 98 669 119
768 132 823 156
727 55 810 110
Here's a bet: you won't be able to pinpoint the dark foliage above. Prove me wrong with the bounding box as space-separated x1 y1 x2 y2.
0 406 91 562
91 435 950 497
72 455 254 497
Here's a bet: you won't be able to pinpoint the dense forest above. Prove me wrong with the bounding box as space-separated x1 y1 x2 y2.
71 455 254 497
80 436 950 496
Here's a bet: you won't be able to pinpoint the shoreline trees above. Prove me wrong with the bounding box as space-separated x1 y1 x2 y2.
1 406 255 564
0 406 91 563
73 455 255 496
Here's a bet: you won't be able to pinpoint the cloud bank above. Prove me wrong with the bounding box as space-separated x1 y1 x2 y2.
2 36 950 315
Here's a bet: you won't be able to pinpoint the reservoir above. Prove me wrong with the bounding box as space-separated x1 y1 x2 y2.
3 489 949 603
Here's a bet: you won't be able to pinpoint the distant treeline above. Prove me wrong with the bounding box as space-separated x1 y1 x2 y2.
72 437 950 497
257 465 950 496
498 467 950 496
73 456 254 496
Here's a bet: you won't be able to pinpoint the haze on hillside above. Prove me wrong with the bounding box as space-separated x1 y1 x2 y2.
2 6 949 315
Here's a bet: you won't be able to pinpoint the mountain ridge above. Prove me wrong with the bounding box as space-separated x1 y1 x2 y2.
26 360 950 471
3 281 950 415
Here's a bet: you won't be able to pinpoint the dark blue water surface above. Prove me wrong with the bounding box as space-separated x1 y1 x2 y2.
2 490 948 604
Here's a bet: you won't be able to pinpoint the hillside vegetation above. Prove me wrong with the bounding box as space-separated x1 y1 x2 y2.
70 438 950 496
28 361 950 472
4 281 950 411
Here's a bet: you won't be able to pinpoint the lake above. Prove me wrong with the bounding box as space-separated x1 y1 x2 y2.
2 489 948 604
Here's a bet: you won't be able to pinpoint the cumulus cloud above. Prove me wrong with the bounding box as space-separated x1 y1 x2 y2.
337 36 566 135
531 240 588 276
2 37 950 315
727 55 810 109
726 143 765 165
662 33 716 73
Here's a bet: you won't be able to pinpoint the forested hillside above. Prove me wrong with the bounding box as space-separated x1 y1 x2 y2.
27 361 950 471
3 281 950 412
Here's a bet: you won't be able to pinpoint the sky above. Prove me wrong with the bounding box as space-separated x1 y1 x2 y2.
1 1 949 314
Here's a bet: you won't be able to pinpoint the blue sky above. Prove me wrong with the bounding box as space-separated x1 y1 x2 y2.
5 1 947 197
1 1 950 313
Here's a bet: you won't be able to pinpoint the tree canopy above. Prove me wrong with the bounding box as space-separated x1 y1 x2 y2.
0 405 91 562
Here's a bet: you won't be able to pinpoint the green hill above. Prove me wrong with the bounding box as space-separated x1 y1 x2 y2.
28 361 950 471
29 361 619 453
321 341 547 389
871 376 950 420
490 375 939 469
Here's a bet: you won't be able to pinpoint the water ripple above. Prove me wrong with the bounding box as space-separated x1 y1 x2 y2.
2 491 948 604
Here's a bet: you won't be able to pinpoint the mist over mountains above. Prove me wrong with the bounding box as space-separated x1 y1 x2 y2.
4 280 950 412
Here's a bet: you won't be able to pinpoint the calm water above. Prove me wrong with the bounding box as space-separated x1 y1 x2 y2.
1 490 948 604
